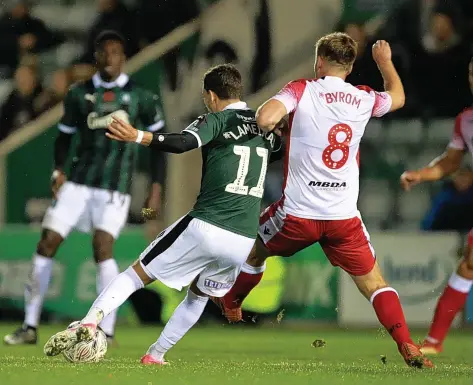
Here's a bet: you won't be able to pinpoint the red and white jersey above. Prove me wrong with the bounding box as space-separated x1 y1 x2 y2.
448 107 473 154
273 76 392 219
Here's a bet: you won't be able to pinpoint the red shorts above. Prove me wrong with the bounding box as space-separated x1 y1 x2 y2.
259 201 376 276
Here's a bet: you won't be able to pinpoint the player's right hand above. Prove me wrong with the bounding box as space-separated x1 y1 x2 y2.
372 40 392 64
51 170 66 199
400 170 422 191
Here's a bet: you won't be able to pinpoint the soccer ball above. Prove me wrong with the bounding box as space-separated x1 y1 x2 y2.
62 321 108 363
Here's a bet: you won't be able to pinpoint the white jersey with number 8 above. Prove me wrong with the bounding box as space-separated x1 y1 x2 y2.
273 76 392 219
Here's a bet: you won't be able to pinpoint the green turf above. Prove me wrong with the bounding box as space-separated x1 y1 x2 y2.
0 324 472 385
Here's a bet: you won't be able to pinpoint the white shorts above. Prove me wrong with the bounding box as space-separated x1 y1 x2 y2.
42 182 131 239
139 215 255 297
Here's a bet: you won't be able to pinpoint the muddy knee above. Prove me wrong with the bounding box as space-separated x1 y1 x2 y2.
37 229 63 258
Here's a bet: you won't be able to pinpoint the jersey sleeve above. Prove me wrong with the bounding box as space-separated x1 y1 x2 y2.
58 88 79 134
356 85 392 117
181 114 221 147
448 114 466 150
139 90 166 132
271 79 307 114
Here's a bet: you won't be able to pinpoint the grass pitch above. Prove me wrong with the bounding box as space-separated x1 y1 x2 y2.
0 323 472 385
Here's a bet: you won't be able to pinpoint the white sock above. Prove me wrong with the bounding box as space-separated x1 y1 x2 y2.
82 266 144 326
448 272 473 293
24 253 53 328
241 261 266 275
147 289 208 360
96 259 120 336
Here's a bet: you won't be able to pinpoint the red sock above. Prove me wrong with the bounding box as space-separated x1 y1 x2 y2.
222 271 263 309
427 281 470 344
372 288 413 346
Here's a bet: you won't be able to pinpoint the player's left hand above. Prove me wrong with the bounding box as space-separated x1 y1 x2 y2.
273 118 288 137
107 117 138 142
372 40 392 64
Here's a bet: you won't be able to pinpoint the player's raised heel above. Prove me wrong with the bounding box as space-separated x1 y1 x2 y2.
420 340 443 355
3 326 37 345
43 329 78 357
210 296 243 323
399 342 434 368
140 354 169 365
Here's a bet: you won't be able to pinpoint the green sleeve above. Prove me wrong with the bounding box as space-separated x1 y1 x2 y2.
181 113 222 147
139 89 165 132
58 88 80 134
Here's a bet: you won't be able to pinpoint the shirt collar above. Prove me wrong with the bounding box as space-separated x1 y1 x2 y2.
92 73 129 89
322 76 345 83
223 101 249 110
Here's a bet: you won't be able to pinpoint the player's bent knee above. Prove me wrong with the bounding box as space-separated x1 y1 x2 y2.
131 261 154 286
92 230 115 263
37 229 64 258
190 279 207 297
351 262 388 300
463 247 473 270
246 238 270 266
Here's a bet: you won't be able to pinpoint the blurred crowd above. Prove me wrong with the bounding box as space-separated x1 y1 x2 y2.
2 0 473 232
0 0 201 142
343 0 473 118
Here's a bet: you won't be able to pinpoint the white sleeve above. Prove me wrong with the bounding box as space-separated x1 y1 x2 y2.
271 80 307 114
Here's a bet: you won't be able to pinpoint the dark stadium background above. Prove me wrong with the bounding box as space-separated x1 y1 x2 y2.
0 3 472 381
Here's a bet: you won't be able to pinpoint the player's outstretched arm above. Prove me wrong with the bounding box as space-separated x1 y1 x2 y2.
107 117 199 154
400 148 464 191
372 40 405 112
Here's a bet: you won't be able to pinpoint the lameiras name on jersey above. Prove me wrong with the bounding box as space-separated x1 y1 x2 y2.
59 73 165 194
183 103 281 238
221 114 278 148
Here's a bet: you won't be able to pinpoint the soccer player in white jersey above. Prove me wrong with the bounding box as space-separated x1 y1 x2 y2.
212 33 434 368
400 58 473 355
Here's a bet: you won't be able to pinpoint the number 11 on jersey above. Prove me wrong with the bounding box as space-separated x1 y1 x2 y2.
225 145 268 198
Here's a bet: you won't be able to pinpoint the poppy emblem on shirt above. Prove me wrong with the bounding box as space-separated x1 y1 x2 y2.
103 91 115 102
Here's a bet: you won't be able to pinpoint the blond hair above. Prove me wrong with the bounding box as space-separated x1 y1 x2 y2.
315 32 358 71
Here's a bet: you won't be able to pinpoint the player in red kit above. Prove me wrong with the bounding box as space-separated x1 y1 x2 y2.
212 33 434 368
400 58 473 356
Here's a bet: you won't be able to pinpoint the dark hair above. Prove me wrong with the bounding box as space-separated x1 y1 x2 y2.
94 30 126 51
203 64 242 100
315 32 357 71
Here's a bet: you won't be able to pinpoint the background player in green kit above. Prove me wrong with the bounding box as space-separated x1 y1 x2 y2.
4 30 166 346
43 64 282 364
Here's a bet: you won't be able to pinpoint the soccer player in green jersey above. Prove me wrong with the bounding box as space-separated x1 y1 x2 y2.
43 64 282 364
4 30 166 346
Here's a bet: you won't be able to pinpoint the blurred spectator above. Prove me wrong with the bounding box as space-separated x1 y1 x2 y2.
79 0 140 65
0 0 63 78
344 23 408 90
414 2 472 117
343 22 415 115
137 0 199 45
422 168 473 231
35 69 71 112
0 65 46 141
137 0 200 91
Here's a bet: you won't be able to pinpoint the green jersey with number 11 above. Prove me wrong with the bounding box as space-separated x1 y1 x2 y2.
183 102 280 238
